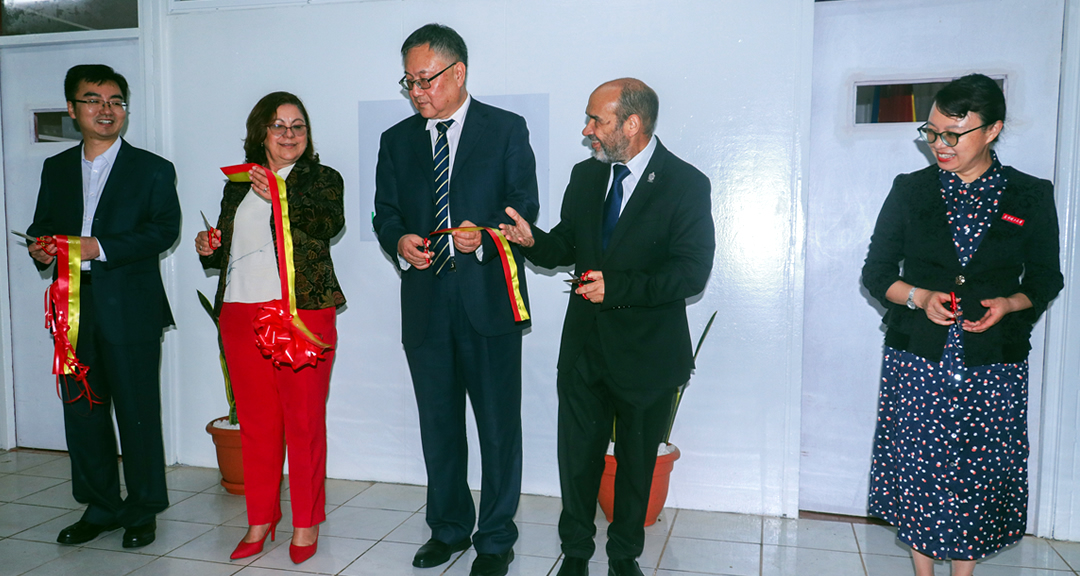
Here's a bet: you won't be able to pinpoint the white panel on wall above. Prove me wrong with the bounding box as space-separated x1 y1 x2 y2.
163 0 812 516
803 0 1065 520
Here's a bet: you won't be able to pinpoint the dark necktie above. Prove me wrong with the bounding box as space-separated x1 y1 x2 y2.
431 120 455 275
601 163 631 251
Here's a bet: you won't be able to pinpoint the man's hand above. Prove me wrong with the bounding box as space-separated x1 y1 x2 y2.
498 207 534 247
398 233 432 269
28 236 56 265
80 237 100 261
452 220 482 254
576 270 605 303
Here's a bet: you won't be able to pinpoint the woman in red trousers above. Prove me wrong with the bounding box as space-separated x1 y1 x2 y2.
195 91 345 565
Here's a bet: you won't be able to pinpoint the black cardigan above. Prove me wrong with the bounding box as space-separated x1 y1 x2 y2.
862 164 1063 366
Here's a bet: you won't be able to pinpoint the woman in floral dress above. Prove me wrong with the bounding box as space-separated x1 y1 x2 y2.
862 74 1063 576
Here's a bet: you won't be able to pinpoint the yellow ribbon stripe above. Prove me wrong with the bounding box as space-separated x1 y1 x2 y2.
221 164 328 348
429 226 529 322
61 236 82 373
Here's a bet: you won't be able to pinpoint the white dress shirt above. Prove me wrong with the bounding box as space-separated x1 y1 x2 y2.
79 138 123 270
604 135 658 216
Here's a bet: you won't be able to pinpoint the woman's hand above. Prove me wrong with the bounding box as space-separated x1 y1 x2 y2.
915 289 958 326
250 167 273 201
195 229 221 256
962 294 1032 333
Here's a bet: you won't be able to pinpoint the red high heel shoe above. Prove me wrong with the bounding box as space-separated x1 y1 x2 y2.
230 515 281 560
289 527 319 564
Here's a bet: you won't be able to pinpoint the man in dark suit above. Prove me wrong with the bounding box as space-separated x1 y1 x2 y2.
26 64 180 549
500 78 714 576
373 24 538 576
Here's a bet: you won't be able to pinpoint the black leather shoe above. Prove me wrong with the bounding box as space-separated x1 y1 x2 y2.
470 550 514 576
557 556 589 576
56 520 119 545
608 558 644 576
122 522 156 548
413 536 471 568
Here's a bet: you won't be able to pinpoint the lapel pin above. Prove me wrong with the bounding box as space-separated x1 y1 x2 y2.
647 172 655 183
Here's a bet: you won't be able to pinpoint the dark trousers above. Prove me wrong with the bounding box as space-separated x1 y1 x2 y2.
404 271 523 555
61 283 168 529
557 342 675 561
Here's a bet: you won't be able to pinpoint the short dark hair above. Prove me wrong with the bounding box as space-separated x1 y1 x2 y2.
401 23 468 68
64 64 129 102
243 91 318 166
614 78 659 137
934 73 1006 128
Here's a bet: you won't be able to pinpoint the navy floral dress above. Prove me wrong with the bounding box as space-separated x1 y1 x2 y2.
868 153 1028 560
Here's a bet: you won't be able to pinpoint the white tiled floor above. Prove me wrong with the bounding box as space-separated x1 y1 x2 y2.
3 449 1080 575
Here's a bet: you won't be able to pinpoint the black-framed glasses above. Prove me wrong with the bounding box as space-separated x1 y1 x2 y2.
917 122 989 147
399 62 458 91
72 99 128 111
267 124 308 137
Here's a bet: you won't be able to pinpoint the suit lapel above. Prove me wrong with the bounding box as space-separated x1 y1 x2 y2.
408 116 436 197
94 139 130 235
453 100 487 175
604 142 669 255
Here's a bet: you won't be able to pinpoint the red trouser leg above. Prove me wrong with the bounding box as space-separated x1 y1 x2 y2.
220 303 337 528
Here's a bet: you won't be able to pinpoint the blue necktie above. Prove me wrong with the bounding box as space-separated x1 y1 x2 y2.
602 164 631 251
431 120 454 275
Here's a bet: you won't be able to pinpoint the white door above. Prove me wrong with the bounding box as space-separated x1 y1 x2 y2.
801 0 1065 526
1 38 144 449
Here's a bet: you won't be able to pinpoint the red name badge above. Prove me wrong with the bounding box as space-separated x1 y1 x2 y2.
1002 213 1025 226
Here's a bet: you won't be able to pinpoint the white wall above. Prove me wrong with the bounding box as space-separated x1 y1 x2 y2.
162 0 812 516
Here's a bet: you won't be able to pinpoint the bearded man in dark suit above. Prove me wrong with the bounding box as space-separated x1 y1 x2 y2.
373 23 539 576
501 78 715 576
26 64 180 549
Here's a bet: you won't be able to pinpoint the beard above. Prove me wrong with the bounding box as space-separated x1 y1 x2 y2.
589 131 630 164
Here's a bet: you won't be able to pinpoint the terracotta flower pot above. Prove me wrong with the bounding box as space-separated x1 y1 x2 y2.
206 417 244 495
597 444 680 527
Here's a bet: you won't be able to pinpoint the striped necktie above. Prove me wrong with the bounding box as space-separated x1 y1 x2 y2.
431 120 455 275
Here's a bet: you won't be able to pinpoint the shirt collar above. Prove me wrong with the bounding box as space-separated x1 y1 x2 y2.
426 94 472 132
622 135 658 177
83 137 122 166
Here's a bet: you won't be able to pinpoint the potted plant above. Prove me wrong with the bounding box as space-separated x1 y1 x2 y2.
199 290 244 495
597 311 716 526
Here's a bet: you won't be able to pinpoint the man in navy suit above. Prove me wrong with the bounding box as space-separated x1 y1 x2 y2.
26 64 180 549
373 24 538 576
501 79 714 576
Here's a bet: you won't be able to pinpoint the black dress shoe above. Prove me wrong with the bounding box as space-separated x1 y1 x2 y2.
413 536 472 568
608 558 644 576
56 520 119 545
122 522 156 548
557 556 589 576
470 550 514 576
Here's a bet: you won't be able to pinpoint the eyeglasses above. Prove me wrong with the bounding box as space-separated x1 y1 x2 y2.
72 99 128 111
399 62 458 91
267 124 308 137
917 122 989 147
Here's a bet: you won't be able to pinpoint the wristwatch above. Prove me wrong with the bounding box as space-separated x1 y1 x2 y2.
906 286 918 310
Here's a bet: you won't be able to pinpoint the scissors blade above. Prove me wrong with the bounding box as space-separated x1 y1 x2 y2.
200 211 214 232
11 230 36 241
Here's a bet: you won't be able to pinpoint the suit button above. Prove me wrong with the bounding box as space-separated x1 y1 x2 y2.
955 275 965 286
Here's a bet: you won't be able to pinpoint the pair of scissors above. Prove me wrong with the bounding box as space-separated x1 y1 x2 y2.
201 211 219 251
11 230 57 254
564 270 595 287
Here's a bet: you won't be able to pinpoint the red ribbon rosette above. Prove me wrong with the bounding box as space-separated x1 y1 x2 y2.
252 301 326 369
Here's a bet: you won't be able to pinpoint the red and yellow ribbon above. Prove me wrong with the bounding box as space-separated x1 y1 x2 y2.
44 235 97 406
429 226 530 322
221 164 331 369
